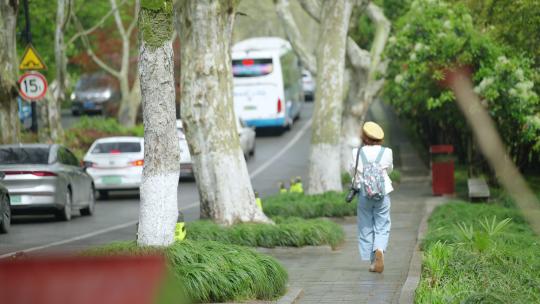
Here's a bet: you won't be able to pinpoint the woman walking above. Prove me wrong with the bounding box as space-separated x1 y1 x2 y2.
350 121 394 273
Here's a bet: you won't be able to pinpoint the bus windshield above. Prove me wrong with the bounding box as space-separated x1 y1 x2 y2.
232 58 273 77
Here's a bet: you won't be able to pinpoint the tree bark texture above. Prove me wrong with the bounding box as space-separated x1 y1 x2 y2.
176 0 272 225
340 3 390 172
137 0 180 247
48 0 69 141
0 0 20 144
307 0 353 194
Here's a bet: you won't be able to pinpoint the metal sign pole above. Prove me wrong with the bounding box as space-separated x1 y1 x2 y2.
23 0 38 134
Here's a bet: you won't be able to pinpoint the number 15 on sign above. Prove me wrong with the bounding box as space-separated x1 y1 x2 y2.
19 71 48 101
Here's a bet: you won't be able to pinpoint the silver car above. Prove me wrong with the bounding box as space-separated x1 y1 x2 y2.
0 144 95 221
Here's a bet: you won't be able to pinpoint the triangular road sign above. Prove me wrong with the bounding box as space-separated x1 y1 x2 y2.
19 44 47 71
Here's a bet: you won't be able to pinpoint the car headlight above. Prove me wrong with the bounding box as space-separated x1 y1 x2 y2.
70 92 76 100
102 90 112 99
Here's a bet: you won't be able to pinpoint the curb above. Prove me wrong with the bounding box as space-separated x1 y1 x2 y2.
398 197 447 304
208 287 303 304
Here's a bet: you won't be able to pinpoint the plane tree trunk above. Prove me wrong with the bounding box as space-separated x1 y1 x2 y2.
137 0 180 246
307 0 353 194
0 0 20 144
176 0 272 225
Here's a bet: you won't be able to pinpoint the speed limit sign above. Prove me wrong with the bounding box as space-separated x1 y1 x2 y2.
19 71 48 101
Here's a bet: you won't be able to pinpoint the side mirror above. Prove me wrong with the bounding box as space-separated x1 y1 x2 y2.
0 172 5 180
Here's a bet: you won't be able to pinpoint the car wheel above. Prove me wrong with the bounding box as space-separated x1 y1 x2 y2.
72 109 80 116
0 195 11 234
56 189 72 221
98 190 109 200
80 187 95 216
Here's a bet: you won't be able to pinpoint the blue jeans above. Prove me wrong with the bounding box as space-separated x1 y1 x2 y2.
357 194 391 262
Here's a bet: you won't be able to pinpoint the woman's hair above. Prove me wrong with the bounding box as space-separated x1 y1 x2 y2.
361 132 383 146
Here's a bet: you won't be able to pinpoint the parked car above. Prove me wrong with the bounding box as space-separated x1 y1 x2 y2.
0 172 11 233
176 120 194 179
238 118 256 159
83 137 144 198
71 72 121 116
302 69 315 101
0 144 95 221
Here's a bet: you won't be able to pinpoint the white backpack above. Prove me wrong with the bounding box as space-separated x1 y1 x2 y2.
360 147 386 201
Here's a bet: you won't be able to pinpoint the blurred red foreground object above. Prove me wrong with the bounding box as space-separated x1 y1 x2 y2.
0 254 166 304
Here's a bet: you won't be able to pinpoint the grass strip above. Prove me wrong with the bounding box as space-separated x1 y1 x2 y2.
85 240 288 303
187 217 345 249
263 192 357 218
416 201 540 303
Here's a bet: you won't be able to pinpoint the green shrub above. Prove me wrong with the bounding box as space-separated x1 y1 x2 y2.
187 217 345 249
85 240 288 303
263 192 356 218
63 116 143 159
417 201 540 303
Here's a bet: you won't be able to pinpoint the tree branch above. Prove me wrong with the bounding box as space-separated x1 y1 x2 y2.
110 0 127 38
298 0 320 21
67 0 128 46
346 37 371 71
274 0 317 75
71 14 120 78
365 3 390 80
126 0 140 37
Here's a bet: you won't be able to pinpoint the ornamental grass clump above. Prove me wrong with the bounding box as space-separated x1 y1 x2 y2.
85 240 288 303
263 192 357 218
187 217 345 249
416 201 540 303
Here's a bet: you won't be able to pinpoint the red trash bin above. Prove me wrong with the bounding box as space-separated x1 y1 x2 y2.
430 145 455 195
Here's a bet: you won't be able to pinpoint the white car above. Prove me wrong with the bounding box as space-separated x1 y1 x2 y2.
176 120 194 179
238 118 256 159
83 137 144 198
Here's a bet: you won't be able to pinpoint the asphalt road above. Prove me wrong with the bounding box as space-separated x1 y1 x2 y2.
0 104 314 257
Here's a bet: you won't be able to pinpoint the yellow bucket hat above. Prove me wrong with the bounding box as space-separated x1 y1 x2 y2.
362 121 384 140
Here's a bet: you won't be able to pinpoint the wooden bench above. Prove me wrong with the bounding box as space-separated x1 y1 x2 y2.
468 177 490 202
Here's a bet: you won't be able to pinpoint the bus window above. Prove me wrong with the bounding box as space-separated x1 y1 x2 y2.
233 58 273 77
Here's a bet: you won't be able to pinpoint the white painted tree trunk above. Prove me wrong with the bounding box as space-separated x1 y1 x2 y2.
307 0 353 194
176 0 272 225
137 1 180 247
0 0 20 144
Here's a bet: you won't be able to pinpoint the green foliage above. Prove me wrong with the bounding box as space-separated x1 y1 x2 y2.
453 0 540 68
416 201 540 303
384 0 540 167
139 0 173 49
187 217 345 249
85 240 288 303
263 192 357 219
63 116 143 159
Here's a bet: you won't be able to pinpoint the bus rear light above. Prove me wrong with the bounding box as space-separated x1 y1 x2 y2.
277 98 283 113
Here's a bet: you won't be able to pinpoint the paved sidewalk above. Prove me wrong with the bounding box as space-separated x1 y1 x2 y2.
260 101 432 303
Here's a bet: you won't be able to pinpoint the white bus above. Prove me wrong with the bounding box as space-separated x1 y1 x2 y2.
232 37 304 131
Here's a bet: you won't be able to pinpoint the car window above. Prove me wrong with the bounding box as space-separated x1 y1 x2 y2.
0 147 50 164
57 147 72 166
65 149 79 167
91 142 141 154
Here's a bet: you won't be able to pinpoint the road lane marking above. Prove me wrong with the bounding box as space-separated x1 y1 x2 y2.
0 201 200 259
250 118 312 179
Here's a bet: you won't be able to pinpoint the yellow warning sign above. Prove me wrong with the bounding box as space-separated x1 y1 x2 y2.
19 44 47 71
